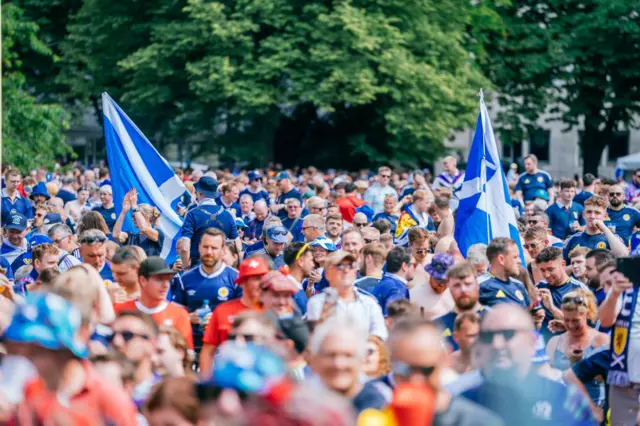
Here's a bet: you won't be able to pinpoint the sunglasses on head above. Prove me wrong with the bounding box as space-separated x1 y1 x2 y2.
478 329 521 344
80 235 107 245
392 361 436 378
270 230 287 237
562 296 585 305
107 330 150 343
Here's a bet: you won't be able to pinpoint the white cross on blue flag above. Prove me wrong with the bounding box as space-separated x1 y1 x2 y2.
102 93 185 262
454 90 524 259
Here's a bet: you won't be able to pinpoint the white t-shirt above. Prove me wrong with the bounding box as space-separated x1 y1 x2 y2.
409 283 454 319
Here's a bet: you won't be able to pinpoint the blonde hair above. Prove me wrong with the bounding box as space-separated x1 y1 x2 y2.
561 289 598 322
52 264 116 324
138 203 161 225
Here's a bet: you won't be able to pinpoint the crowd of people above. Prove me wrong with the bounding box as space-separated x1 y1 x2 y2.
0 153 640 425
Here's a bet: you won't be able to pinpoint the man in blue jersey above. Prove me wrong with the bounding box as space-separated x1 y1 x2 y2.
173 228 241 351
272 172 302 218
79 229 115 282
1 169 32 225
1 213 29 269
452 304 597 425
354 243 386 292
245 200 270 242
371 247 415 316
478 238 530 309
534 247 586 340
545 179 584 240
281 198 305 242
563 195 628 261
180 176 240 267
239 171 270 206
604 183 640 243
372 194 400 235
574 173 599 206
436 262 487 351
215 181 241 217
515 154 553 202
257 225 288 269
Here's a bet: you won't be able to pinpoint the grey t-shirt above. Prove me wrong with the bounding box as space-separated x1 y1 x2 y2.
434 395 505 426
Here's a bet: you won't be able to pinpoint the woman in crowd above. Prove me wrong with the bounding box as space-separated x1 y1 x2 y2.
362 336 391 381
77 211 116 242
113 187 164 256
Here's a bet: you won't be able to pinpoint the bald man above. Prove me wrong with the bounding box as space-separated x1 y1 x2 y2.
451 305 597 425
385 318 504 425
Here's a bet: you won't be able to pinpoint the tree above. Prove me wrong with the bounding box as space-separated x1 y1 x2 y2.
61 0 494 169
484 0 640 175
2 4 72 173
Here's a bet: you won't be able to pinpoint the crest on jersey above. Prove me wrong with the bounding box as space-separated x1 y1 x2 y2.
515 290 524 301
624 214 631 221
218 287 230 301
111 213 116 220
613 326 628 356
597 242 606 249
187 289 196 296
537 177 543 183
24 258 32 265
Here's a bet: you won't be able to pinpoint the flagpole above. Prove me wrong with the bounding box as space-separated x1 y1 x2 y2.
479 89 491 244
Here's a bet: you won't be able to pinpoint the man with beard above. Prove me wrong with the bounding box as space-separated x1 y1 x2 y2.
478 238 530 309
452 305 595 425
436 262 487 351
410 253 455 319
173 228 241 352
605 184 640 243
325 213 344 248
583 248 615 305
625 167 640 204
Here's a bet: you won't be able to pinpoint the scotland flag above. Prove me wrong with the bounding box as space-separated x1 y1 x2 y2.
102 93 185 262
454 90 523 259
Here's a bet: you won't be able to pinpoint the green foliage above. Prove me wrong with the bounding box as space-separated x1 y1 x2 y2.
2 4 72 173
59 0 491 168
484 0 640 174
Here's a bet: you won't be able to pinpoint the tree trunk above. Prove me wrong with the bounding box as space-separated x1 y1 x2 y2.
580 121 609 176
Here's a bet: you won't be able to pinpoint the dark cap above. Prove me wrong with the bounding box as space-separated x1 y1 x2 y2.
194 176 220 198
264 311 309 354
6 213 27 231
276 171 291 181
139 256 173 278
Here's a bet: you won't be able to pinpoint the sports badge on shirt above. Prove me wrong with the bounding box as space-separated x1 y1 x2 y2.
218 287 230 301
597 242 606 249
623 214 631 221
537 177 543 183
111 213 116 220
515 290 524 301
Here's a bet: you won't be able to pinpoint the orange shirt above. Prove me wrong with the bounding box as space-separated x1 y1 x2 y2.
202 299 259 347
12 361 138 426
114 300 194 349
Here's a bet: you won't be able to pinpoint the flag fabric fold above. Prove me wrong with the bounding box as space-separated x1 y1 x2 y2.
454 90 524 260
102 92 185 262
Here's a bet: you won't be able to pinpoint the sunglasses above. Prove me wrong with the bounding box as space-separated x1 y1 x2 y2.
80 235 107 245
523 242 539 250
107 330 150 343
562 296 585 305
227 333 258 342
528 220 539 225
302 226 317 231
53 235 71 245
609 193 623 197
381 175 391 179
269 230 287 237
364 238 375 244
354 223 368 228
392 361 436 378
478 329 521 344
334 263 356 271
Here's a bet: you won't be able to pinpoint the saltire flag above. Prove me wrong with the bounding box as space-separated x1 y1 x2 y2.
454 90 524 261
102 92 185 262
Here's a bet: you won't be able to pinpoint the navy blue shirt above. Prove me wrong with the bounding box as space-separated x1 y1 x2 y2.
281 216 304 242
276 189 303 218
515 171 553 201
436 306 488 351
1 191 33 226
563 231 621 262
214 197 241 218
127 230 165 257
181 200 238 261
545 202 585 240
354 275 382 293
456 371 596 426
535 278 586 339
478 273 530 309
573 191 594 206
604 206 640 243
57 189 77 204
0 256 14 282
0 241 28 272
99 262 115 283
371 273 410 316
92 205 117 231
239 187 270 206
172 264 241 348
293 289 308 315
372 212 399 234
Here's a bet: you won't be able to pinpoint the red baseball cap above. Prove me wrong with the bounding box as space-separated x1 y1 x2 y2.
235 256 270 284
